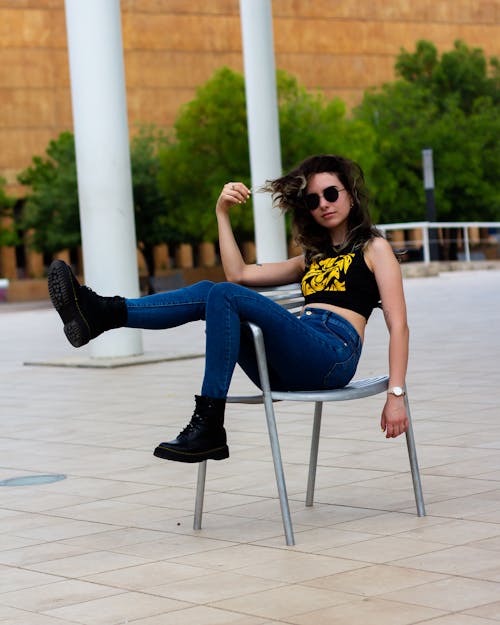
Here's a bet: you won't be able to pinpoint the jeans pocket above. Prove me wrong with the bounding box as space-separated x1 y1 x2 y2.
322 350 359 389
321 312 361 350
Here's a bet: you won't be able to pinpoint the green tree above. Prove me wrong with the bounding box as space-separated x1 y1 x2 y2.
158 67 252 244
354 40 500 223
396 39 500 114
18 131 80 253
0 177 18 248
17 128 174 275
276 70 378 220
130 124 171 281
157 67 378 242
277 70 376 173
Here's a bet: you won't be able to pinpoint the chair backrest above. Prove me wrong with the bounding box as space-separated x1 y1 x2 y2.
256 284 304 317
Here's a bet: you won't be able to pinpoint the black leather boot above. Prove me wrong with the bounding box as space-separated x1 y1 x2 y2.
47 259 127 348
154 395 229 463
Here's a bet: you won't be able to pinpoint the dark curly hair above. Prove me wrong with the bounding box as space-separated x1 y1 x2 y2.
262 154 382 263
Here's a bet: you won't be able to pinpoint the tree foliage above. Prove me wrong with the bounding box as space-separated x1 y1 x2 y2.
0 177 18 247
130 124 171 275
157 67 251 243
354 40 500 222
17 127 172 264
157 67 378 241
18 131 80 253
277 71 376 174
396 39 499 114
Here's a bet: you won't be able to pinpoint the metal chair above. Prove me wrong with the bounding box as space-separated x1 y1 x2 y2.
193 285 425 545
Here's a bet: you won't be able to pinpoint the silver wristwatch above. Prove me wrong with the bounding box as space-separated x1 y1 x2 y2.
388 386 406 397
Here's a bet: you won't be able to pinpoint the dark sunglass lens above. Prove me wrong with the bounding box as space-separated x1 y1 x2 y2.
304 193 320 211
323 186 340 202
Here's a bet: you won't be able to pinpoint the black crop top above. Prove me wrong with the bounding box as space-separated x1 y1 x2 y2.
301 250 381 320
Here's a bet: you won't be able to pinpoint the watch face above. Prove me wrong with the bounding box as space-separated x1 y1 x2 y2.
391 386 404 396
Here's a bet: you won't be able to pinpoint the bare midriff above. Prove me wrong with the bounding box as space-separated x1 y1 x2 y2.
302 302 367 343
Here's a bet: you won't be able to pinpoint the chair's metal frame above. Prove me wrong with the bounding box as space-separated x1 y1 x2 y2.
193 286 426 546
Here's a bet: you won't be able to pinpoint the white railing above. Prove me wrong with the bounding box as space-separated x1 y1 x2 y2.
377 221 500 264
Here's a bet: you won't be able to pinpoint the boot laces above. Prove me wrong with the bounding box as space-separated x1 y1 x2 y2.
81 285 114 304
80 285 122 306
179 413 204 436
81 285 97 298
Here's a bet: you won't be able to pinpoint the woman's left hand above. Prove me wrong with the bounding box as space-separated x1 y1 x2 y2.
380 397 409 438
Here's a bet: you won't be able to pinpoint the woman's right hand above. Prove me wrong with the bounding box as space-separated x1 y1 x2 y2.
216 180 304 285
216 182 251 215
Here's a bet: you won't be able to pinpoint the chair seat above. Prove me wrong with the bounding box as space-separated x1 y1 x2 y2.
228 375 389 404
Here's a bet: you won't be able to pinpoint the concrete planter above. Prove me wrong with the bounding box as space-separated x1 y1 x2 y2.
198 242 217 268
175 243 194 269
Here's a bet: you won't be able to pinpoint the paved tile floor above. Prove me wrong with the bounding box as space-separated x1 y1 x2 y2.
0 268 499 625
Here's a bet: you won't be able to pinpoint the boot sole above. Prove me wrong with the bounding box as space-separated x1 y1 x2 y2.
48 260 90 348
153 444 229 463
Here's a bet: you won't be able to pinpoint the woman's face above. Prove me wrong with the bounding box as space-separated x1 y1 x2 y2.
306 172 352 242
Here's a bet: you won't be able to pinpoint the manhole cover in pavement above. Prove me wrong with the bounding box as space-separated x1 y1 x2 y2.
0 474 66 486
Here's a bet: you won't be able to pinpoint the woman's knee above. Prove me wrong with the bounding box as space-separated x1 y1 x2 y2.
192 280 216 296
208 281 247 297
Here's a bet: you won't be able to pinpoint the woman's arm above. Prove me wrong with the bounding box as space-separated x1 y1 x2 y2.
216 182 304 287
366 237 410 438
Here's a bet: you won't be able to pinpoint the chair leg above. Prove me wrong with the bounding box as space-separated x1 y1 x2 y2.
249 322 295 546
193 460 207 530
306 402 323 507
404 393 426 517
263 395 295 546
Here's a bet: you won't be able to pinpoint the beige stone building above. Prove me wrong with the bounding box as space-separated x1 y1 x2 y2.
0 1 499 290
1 0 499 195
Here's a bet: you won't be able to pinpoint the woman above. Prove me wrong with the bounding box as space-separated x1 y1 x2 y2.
48 154 409 464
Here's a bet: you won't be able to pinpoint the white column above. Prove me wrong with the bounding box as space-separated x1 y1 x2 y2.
65 0 143 358
239 0 287 263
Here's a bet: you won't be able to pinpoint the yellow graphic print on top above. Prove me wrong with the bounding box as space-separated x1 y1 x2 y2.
301 253 355 296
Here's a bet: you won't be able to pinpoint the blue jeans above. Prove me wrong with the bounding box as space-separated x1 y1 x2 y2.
126 281 362 399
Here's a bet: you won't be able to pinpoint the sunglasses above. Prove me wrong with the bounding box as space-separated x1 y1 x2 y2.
304 186 346 211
